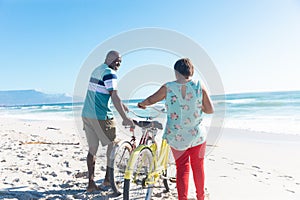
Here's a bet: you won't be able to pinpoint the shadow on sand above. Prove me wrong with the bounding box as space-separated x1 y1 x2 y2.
0 185 123 200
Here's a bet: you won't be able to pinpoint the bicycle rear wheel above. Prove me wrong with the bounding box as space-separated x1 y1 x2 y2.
162 148 176 192
109 141 133 195
123 146 154 200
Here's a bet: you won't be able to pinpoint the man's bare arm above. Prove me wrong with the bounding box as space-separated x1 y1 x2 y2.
109 90 133 126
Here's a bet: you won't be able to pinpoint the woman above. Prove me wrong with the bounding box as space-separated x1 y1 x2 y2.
138 58 214 200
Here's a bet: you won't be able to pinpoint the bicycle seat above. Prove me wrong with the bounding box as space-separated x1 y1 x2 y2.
133 120 163 130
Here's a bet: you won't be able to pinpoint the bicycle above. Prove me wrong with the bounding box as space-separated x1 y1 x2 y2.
123 120 176 200
108 108 167 196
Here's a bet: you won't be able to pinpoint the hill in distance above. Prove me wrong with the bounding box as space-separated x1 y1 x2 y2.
0 89 73 106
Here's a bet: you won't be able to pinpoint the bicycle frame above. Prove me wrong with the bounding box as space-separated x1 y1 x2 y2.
109 124 157 195
145 139 170 186
112 122 154 155
124 139 171 186
123 125 153 176
119 120 159 172
110 107 167 196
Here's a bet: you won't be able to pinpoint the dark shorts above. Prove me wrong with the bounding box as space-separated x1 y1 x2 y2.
82 117 116 148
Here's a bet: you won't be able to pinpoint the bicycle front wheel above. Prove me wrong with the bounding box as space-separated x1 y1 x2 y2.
123 146 154 200
109 141 133 195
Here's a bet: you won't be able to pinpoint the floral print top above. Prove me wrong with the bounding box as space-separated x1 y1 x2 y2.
163 80 206 150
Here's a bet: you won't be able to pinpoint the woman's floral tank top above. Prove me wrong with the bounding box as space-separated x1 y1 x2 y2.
163 80 207 150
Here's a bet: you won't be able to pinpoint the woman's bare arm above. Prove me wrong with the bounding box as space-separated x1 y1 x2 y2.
201 84 214 114
138 85 166 109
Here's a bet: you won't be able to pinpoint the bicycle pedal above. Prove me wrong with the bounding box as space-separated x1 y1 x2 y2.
169 177 176 183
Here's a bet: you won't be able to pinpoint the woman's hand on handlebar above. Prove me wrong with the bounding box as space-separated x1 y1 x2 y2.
137 102 146 109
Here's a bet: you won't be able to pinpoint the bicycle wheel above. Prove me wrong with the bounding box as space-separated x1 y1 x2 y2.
109 141 133 195
123 146 154 200
163 148 176 192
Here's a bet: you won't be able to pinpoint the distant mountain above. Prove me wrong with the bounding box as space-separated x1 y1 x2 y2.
0 90 72 106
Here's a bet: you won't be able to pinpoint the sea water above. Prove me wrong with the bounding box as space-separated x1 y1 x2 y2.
214 90 300 135
1 91 299 135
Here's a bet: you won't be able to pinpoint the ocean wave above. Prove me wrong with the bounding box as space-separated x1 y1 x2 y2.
1 90 299 135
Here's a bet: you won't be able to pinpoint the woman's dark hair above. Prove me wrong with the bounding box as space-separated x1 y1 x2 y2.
174 58 194 78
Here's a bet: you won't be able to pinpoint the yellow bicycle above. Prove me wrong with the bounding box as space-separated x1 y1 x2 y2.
123 121 176 200
109 109 165 196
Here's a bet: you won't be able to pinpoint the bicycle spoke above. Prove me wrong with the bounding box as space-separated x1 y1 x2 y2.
162 146 177 192
123 147 154 200
109 141 132 195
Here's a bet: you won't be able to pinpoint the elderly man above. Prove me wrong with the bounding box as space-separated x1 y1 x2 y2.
81 50 134 192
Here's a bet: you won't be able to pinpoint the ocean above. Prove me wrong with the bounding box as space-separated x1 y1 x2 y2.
1 90 299 135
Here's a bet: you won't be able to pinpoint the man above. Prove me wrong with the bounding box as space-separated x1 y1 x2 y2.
81 50 134 192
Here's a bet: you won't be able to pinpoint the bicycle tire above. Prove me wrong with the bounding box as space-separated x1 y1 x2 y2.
162 148 176 192
123 146 154 200
109 141 133 195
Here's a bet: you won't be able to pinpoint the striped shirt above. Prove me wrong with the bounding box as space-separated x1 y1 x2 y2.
82 64 117 120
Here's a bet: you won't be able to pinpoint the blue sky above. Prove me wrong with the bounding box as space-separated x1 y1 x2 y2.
1 0 300 95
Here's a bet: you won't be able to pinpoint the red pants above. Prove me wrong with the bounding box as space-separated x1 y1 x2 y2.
171 143 206 200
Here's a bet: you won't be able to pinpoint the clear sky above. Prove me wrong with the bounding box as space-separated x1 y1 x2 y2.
1 0 300 95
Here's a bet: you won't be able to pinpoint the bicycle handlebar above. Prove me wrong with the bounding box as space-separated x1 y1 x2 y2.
129 106 166 120
124 119 163 130
133 119 163 130
124 106 165 130
148 106 166 113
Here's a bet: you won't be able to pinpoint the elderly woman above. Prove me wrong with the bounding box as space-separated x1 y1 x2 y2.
138 58 214 200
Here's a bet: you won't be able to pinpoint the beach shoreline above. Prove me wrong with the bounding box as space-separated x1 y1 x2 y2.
0 117 300 200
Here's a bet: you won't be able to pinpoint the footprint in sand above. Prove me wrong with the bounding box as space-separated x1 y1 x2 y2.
154 192 162 197
63 161 70 168
63 170 72 175
233 161 244 165
285 189 295 193
16 154 24 160
100 166 106 171
79 157 86 161
278 175 294 181
74 171 87 178
13 178 20 183
51 153 62 158
49 171 57 177
59 180 73 188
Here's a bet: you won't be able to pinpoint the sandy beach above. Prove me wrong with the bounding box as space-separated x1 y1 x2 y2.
1 116 300 200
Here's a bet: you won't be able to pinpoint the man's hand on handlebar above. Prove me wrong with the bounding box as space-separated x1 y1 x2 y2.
122 117 135 129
